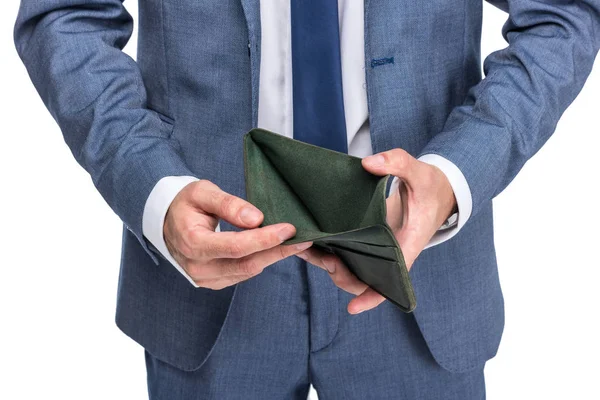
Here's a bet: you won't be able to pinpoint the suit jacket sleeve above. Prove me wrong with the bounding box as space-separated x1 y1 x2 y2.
14 0 195 262
419 0 600 219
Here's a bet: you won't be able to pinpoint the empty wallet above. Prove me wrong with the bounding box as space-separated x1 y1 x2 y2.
243 128 416 312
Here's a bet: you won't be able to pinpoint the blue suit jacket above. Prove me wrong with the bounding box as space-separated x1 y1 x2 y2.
15 0 599 373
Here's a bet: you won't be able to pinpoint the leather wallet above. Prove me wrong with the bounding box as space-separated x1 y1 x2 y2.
243 128 416 312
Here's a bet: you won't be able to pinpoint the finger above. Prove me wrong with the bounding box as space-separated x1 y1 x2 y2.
299 247 387 313
191 242 313 286
220 241 313 277
385 187 404 232
185 258 244 280
361 149 418 183
189 223 296 259
347 287 386 314
190 180 264 228
297 247 368 296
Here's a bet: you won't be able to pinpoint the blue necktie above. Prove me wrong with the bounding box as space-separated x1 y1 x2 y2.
291 0 348 153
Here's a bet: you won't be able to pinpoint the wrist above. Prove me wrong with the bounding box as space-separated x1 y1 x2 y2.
417 153 472 248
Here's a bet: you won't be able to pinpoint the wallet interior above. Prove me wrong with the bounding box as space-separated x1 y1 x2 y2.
244 128 416 312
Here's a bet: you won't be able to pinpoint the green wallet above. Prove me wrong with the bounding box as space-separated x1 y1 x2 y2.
243 128 416 312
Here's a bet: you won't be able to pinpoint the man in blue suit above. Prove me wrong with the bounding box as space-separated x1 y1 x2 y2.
15 0 599 398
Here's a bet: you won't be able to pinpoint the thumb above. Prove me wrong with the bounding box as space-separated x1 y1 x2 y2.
188 180 264 229
362 149 417 184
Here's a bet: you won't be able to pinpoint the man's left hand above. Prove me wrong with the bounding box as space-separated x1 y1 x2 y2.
297 149 457 314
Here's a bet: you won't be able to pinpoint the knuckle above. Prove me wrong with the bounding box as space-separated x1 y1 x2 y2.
181 228 197 246
257 231 277 249
191 181 210 200
186 262 203 277
180 232 199 258
238 258 260 276
390 149 408 169
218 194 237 217
330 272 346 288
390 148 408 158
178 242 195 259
331 269 350 286
196 179 218 191
206 188 222 207
227 241 246 258
278 245 289 260
322 255 338 268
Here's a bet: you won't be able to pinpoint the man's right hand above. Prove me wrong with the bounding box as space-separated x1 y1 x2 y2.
163 180 311 289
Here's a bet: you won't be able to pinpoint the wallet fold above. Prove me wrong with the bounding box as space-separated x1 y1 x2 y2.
243 128 416 312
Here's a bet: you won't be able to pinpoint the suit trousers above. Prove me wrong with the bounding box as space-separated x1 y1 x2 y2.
145 256 485 399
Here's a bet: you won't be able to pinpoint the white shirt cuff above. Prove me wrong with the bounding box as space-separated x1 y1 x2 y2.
389 155 472 249
142 176 200 287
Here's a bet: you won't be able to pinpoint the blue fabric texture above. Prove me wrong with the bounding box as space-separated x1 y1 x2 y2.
146 257 485 399
14 0 600 379
291 0 347 153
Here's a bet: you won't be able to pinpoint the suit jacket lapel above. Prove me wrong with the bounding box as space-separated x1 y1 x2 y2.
240 0 261 127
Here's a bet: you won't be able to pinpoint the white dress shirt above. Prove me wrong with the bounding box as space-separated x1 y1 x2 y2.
142 0 473 286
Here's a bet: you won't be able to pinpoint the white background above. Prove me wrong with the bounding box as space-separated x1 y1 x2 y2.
1 2 599 399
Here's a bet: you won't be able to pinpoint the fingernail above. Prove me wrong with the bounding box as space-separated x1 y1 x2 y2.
277 226 296 242
323 259 336 274
296 251 308 260
295 242 312 251
240 207 262 225
363 154 385 167
350 305 364 314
